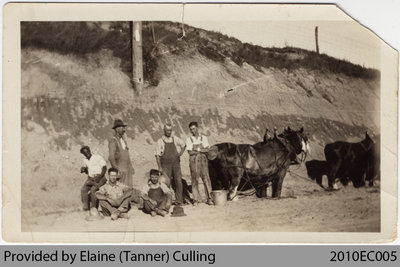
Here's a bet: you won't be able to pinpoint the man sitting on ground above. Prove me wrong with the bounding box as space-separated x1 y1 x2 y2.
141 169 172 217
95 168 132 220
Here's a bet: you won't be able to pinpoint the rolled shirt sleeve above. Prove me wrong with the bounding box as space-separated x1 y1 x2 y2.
186 135 209 150
186 137 194 151
122 183 131 192
175 136 186 154
202 135 210 149
155 138 164 156
97 184 107 195
95 155 106 168
160 183 171 195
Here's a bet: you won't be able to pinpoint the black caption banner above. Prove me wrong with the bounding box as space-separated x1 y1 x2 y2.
1 246 399 266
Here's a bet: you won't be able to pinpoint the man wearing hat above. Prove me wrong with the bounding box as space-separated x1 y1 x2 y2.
109 119 135 187
79 146 107 211
141 169 172 217
95 167 132 220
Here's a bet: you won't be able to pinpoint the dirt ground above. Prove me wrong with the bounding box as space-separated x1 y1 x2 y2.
22 170 380 233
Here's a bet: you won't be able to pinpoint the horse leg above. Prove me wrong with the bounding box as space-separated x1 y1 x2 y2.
339 173 349 186
228 167 243 201
256 184 268 198
271 167 288 199
327 162 340 190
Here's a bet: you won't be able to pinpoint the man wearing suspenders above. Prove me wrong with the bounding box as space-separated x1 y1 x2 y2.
155 123 186 205
186 121 213 205
108 119 135 187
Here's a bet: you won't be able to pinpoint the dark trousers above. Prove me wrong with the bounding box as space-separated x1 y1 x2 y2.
161 160 183 204
81 176 106 210
99 198 131 216
143 195 172 213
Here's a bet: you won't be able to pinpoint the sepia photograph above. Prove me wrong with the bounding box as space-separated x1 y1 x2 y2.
2 3 397 242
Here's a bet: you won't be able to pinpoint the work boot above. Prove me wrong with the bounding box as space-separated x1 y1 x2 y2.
111 211 120 220
119 212 130 219
160 210 168 217
156 208 167 217
118 206 128 213
150 211 157 217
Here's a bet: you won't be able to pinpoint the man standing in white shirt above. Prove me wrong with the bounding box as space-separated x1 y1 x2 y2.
80 146 107 211
186 121 213 205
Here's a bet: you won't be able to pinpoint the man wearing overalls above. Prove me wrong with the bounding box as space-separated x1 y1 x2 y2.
155 123 186 205
186 121 213 205
141 169 172 217
108 119 135 187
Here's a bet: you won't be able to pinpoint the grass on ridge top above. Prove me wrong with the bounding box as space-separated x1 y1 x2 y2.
21 21 380 87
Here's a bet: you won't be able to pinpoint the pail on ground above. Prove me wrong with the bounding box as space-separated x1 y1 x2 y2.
211 190 228 206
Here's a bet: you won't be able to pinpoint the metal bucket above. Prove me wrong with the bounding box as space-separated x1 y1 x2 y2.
211 190 228 206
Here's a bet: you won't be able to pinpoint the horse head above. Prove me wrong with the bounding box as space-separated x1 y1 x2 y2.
282 127 309 156
361 131 375 151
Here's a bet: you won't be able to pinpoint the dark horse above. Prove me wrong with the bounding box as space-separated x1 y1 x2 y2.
324 132 375 190
208 127 308 200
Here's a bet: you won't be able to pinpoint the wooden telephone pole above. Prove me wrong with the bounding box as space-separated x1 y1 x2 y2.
315 26 320 54
132 21 143 94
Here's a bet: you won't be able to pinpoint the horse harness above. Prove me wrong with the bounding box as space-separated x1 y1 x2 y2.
220 138 295 194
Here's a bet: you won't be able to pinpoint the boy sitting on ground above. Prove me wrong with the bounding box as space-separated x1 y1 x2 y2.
141 169 172 217
95 167 133 220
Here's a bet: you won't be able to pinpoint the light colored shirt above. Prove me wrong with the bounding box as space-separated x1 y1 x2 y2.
120 138 127 150
142 181 171 195
155 136 186 156
186 135 210 151
97 181 130 200
83 154 106 177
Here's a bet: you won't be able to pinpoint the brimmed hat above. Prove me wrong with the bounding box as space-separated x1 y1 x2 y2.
112 119 127 129
171 205 187 217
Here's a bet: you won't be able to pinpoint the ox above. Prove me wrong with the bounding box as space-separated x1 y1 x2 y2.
208 127 308 200
324 132 375 190
366 135 380 186
305 160 330 187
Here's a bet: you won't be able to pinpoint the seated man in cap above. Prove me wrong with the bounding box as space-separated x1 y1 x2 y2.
80 146 107 212
141 169 172 217
95 167 133 220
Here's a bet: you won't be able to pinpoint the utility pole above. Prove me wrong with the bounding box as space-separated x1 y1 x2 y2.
132 21 143 94
151 22 156 44
315 26 319 54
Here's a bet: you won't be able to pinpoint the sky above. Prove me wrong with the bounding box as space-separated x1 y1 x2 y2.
186 20 381 69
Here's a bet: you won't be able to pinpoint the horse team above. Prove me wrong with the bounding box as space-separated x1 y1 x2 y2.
208 127 379 200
